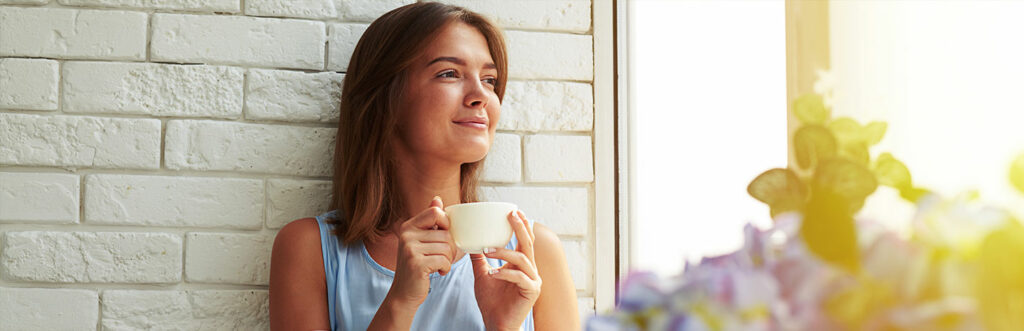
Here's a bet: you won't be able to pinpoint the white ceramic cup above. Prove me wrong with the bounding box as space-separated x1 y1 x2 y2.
444 202 517 254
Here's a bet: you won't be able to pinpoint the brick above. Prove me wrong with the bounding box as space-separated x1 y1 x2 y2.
84 174 263 229
1 231 182 283
0 0 50 4
151 14 326 70
578 297 595 325
0 288 98 330
335 0 414 22
245 69 343 123
507 31 593 81
0 113 161 169
186 233 273 285
63 61 244 118
0 58 59 111
0 7 147 60
479 186 588 236
524 135 593 182
481 133 521 183
501 81 593 132
102 290 269 330
0 172 79 224
437 0 591 33
562 239 590 292
326 23 368 72
266 178 332 229
247 0 336 19
164 120 336 177
57 0 239 12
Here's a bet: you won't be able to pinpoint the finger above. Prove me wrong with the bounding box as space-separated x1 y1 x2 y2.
508 211 534 259
470 253 491 276
518 210 534 243
416 228 454 244
406 203 450 231
417 242 455 262
419 255 453 277
484 247 538 280
488 268 540 293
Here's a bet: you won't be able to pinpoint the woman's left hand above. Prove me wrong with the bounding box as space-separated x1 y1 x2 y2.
470 210 542 331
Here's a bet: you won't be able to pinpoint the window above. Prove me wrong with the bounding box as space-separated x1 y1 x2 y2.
630 0 787 276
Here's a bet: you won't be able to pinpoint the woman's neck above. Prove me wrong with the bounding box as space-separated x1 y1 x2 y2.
389 155 463 232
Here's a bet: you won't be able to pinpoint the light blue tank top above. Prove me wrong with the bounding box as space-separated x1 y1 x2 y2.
315 210 536 331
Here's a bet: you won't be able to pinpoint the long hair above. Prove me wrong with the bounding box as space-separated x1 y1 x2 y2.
328 2 508 245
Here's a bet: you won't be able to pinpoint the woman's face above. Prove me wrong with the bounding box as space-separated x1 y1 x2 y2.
395 21 501 167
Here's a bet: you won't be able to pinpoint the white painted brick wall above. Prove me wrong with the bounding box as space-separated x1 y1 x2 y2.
63 61 245 118
481 133 522 183
502 80 594 132
0 7 148 60
58 0 239 12
335 0 416 22
247 0 336 20
0 0 597 327
151 14 326 70
84 174 264 229
186 233 273 285
0 113 162 169
438 0 591 33
524 134 595 182
164 120 336 176
0 58 60 111
102 290 269 330
0 288 99 330
266 178 333 229
326 23 368 72
0 172 80 223
245 69 344 123
2 231 182 283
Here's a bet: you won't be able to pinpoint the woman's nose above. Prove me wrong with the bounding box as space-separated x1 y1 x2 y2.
463 80 488 109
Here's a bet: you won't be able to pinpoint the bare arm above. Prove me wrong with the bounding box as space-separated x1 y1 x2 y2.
269 218 331 330
531 223 581 330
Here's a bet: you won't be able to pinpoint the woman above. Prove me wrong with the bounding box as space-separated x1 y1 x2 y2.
268 3 580 330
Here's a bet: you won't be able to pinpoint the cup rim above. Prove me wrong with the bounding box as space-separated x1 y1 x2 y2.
443 201 517 213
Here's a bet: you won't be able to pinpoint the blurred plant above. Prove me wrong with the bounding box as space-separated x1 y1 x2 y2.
588 93 1024 331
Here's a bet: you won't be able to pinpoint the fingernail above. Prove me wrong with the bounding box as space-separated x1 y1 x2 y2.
517 210 526 219
482 247 495 254
488 269 498 275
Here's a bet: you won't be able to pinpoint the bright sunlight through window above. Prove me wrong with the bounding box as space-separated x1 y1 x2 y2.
632 0 787 277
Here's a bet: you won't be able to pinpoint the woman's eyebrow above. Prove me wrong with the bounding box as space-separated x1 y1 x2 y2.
427 56 496 69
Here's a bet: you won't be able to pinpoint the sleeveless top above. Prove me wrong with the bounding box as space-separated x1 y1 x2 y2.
315 210 536 331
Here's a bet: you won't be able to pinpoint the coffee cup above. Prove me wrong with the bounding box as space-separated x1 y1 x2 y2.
444 202 517 254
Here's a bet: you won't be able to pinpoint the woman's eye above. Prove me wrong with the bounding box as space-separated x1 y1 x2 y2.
438 70 457 78
482 77 497 85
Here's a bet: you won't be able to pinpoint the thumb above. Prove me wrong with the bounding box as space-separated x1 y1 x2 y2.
470 253 492 276
430 195 443 209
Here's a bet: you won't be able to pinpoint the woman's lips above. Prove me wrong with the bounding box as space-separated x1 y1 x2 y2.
454 121 487 130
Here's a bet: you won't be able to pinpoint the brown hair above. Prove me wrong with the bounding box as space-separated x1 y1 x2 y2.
327 2 508 245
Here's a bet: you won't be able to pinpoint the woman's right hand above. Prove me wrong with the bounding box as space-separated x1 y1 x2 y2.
387 196 458 308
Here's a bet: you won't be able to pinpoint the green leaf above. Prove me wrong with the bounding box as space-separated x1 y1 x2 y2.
873 152 913 189
812 158 878 214
794 94 830 125
794 125 837 170
976 222 1024 331
864 122 888 146
899 186 931 203
1011 152 1024 195
838 142 871 166
747 168 808 217
828 118 888 148
802 191 861 273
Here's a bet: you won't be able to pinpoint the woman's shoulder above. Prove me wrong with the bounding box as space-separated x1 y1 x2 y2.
273 218 322 257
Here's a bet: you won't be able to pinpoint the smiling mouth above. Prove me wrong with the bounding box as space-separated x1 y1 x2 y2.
453 121 488 130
